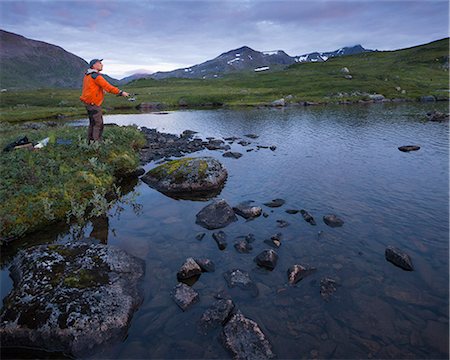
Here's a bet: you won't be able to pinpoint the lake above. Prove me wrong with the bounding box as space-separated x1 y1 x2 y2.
1 102 449 359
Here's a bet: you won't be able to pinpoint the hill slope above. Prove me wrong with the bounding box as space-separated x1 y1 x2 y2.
0 30 118 89
124 38 448 106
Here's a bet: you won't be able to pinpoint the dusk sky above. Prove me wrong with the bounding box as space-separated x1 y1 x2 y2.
1 0 448 79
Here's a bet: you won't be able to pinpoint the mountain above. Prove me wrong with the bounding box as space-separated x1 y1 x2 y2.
118 72 152 85
0 30 118 89
295 45 373 63
128 44 371 82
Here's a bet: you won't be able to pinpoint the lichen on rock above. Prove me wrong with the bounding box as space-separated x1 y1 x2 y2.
0 241 145 357
142 157 227 200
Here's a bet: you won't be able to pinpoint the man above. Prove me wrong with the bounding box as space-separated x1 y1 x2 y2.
80 59 129 142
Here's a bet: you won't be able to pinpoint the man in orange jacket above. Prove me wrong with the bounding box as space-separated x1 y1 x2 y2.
80 59 129 142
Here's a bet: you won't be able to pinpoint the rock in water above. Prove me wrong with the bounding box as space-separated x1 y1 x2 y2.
196 199 238 230
199 299 235 332
171 283 199 311
223 269 258 296
426 111 449 122
385 246 414 271
323 214 344 227
254 249 279 270
264 233 282 248
194 258 216 272
223 152 243 159
221 312 275 359
177 257 202 280
0 242 145 357
213 231 228 250
244 134 259 139
233 201 262 219
141 157 227 200
320 277 337 302
263 198 285 208
398 145 420 152
300 209 316 225
285 209 300 214
287 265 317 285
276 219 290 228
234 238 253 253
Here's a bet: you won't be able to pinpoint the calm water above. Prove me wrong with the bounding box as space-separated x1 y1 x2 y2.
1 103 449 359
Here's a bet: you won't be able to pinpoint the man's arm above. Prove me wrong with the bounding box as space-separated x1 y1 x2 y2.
94 75 129 96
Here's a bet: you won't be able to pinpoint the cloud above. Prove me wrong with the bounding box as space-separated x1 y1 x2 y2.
0 0 448 78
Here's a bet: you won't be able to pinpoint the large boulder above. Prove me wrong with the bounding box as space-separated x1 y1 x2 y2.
221 312 275 359
142 157 227 200
0 241 145 357
196 199 238 230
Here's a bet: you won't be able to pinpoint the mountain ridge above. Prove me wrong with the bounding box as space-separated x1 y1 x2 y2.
0 29 118 89
146 44 373 81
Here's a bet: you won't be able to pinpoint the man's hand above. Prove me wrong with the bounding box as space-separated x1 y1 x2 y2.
121 91 130 97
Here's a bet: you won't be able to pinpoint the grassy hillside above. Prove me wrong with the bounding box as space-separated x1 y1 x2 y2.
0 38 448 122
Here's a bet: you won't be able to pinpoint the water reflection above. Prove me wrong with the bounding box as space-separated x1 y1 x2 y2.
3 103 449 359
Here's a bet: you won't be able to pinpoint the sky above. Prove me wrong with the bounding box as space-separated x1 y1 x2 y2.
1 0 448 79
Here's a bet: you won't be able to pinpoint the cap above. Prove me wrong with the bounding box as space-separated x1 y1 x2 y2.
89 59 103 68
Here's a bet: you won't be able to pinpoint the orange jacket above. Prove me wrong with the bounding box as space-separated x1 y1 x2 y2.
80 70 121 106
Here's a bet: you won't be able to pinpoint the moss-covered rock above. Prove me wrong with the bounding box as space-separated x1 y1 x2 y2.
0 241 145 357
141 157 227 200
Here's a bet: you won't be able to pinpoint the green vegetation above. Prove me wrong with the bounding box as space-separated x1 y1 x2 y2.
0 124 146 241
0 38 448 123
148 157 210 184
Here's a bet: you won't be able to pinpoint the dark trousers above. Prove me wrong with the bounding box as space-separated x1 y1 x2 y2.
86 104 104 142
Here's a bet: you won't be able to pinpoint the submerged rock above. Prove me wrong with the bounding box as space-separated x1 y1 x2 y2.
199 299 235 332
254 249 279 270
398 145 420 152
0 242 145 357
234 238 253 253
221 312 275 360
213 231 228 250
223 269 258 296
244 134 259 139
194 258 216 272
142 157 227 200
195 232 206 241
385 246 414 271
276 219 290 228
171 283 199 311
285 209 300 214
263 198 285 208
223 152 243 159
320 277 337 302
287 265 317 285
233 201 262 219
426 110 449 122
323 214 344 227
300 209 316 225
196 199 238 230
177 257 202 280
264 233 282 248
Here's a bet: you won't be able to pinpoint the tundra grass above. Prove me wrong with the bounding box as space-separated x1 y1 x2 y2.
0 124 146 241
0 38 448 123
